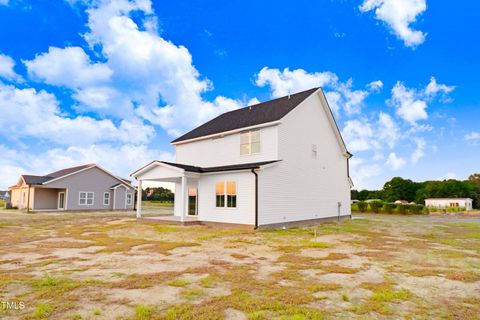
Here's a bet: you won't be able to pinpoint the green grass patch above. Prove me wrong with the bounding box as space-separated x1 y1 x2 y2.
32 302 54 319
371 288 412 302
182 287 204 300
134 304 154 320
168 278 191 287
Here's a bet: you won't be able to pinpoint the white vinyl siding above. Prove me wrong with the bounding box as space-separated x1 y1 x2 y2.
79 192 94 205
258 92 351 226
197 172 255 225
175 125 278 167
103 192 110 205
240 130 260 155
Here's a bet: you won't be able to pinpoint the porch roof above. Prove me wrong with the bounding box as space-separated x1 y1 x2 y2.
130 160 280 179
161 160 280 173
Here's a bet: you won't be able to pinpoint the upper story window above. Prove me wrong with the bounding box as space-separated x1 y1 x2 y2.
240 130 260 155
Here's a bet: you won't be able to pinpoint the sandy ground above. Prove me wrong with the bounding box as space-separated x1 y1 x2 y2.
0 210 479 319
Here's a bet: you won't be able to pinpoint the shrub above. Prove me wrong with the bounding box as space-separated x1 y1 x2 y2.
369 201 383 213
382 203 395 214
351 203 359 212
422 206 430 215
396 204 406 215
409 204 424 215
357 201 367 213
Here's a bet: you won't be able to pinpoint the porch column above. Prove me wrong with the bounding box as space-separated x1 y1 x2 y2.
181 174 187 222
136 179 142 218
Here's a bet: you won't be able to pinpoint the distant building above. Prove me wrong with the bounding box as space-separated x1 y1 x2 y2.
9 164 134 212
425 198 473 211
394 200 409 205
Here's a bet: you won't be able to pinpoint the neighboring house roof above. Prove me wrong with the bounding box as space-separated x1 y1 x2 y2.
171 88 319 144
11 164 133 189
45 164 94 179
161 160 280 173
21 175 52 185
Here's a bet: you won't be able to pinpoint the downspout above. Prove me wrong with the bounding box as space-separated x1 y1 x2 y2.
251 168 258 229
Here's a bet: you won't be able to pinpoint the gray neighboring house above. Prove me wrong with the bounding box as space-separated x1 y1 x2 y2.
8 164 135 212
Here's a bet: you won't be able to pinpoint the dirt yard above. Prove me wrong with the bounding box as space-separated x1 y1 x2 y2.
0 211 479 319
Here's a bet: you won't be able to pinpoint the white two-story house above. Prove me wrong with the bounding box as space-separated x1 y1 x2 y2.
131 87 353 228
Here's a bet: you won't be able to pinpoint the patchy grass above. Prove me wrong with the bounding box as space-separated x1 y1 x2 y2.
32 302 54 319
0 211 479 319
168 278 191 287
134 304 154 320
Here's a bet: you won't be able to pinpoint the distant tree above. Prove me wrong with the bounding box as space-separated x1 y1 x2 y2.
382 177 419 202
468 173 480 185
351 189 359 201
358 190 371 201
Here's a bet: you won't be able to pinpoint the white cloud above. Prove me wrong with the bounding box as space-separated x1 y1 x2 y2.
0 82 155 146
25 46 112 88
349 157 382 189
389 78 455 125
255 67 338 98
255 67 376 116
377 112 399 148
0 0 8 6
359 0 427 47
367 80 384 92
390 81 428 124
324 91 342 115
0 53 22 81
411 137 426 164
386 152 406 170
425 76 455 98
80 0 241 136
341 119 377 152
465 131 480 142
247 97 260 106
24 0 242 137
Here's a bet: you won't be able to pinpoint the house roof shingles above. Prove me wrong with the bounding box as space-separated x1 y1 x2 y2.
171 87 319 143
14 164 132 188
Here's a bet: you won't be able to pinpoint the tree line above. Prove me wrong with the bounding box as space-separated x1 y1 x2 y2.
142 187 174 202
352 174 480 209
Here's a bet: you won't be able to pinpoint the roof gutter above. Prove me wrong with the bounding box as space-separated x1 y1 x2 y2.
251 168 259 229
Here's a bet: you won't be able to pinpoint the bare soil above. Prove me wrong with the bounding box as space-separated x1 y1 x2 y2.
0 210 479 319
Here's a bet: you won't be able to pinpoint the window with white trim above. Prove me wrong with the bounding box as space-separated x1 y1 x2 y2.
103 192 110 205
240 130 260 155
126 193 133 206
215 181 237 208
79 192 94 205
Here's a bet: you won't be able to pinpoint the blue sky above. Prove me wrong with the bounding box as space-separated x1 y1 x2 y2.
0 0 479 190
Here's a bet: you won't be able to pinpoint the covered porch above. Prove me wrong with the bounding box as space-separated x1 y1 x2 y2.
32 187 67 211
130 161 201 224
